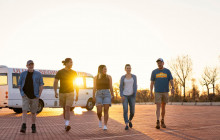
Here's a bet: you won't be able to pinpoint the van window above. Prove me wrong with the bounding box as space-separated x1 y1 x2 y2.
12 73 20 88
0 73 7 85
12 73 58 89
43 75 55 89
86 77 93 88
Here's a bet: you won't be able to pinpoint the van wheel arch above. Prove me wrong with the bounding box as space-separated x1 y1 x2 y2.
12 108 22 114
37 99 44 113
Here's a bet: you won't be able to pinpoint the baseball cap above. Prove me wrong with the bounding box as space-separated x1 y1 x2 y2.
156 58 164 62
27 60 34 65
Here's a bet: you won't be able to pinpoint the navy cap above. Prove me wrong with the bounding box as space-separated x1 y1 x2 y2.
27 60 34 65
156 58 164 62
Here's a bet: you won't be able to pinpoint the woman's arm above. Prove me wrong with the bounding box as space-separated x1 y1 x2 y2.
93 76 97 98
109 75 114 96
119 76 124 97
134 75 137 95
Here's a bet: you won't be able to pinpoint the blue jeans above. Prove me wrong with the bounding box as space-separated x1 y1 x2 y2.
123 95 136 124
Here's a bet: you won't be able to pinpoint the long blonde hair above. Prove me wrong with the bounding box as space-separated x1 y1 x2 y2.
97 65 107 79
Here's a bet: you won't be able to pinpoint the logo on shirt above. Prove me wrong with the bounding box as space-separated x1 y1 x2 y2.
156 72 167 78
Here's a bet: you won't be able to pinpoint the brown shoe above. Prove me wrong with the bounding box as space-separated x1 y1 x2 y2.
65 125 71 132
156 120 160 129
161 119 166 128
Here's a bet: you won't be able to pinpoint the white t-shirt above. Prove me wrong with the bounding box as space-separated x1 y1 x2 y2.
123 77 134 96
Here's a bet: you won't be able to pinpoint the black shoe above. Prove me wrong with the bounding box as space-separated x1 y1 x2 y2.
129 121 133 128
125 125 129 130
20 123 26 133
156 120 160 129
32 124 36 133
65 125 71 132
161 119 166 128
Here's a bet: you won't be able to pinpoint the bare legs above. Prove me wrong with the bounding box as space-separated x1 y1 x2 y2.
103 104 109 125
156 103 166 120
63 106 70 120
96 104 110 126
22 110 27 124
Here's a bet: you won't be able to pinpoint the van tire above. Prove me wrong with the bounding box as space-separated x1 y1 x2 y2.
86 98 94 111
13 108 22 114
70 107 75 111
37 99 44 113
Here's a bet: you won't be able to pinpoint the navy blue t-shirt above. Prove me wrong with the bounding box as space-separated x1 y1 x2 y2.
150 68 173 93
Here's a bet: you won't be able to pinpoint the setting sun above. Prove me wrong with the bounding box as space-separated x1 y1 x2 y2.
75 77 84 87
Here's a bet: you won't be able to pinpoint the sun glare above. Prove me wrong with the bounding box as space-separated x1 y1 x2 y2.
73 107 88 115
75 77 84 87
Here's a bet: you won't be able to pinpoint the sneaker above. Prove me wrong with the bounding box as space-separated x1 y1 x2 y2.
156 120 160 129
65 125 71 132
31 124 36 133
125 125 129 130
161 119 166 128
103 125 107 130
129 121 133 128
99 120 102 128
20 123 26 133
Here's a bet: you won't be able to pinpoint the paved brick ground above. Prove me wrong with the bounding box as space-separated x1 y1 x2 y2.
0 105 219 140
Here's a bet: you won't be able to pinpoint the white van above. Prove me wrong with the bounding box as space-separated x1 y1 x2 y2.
0 65 95 113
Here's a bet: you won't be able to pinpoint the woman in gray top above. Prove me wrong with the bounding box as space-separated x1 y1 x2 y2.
119 64 137 130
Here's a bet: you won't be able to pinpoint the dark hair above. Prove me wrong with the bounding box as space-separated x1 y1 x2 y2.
62 58 72 66
125 64 131 69
97 65 106 79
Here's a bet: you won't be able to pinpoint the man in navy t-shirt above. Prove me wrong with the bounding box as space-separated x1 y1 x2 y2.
150 58 174 129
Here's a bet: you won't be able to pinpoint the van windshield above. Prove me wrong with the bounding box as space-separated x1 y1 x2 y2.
0 73 7 85
12 73 59 89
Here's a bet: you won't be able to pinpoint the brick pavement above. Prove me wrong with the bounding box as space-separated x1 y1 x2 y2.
0 105 219 140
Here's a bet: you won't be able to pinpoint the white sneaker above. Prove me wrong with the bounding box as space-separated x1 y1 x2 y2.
99 120 102 128
103 125 107 130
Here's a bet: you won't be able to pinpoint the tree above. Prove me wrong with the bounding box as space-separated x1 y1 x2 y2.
169 78 182 101
190 78 200 101
169 55 192 101
209 67 219 95
113 82 120 100
200 67 212 96
216 84 220 95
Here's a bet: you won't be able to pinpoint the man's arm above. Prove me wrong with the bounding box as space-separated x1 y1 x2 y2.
75 87 79 101
39 74 44 97
53 79 59 98
39 85 43 97
150 81 154 99
170 80 174 95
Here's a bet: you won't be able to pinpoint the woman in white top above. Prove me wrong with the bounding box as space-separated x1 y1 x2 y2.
119 64 137 130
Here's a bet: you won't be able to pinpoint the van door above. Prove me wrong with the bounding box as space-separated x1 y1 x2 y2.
0 73 9 107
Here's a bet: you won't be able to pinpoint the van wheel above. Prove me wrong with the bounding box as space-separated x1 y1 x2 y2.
86 99 94 111
70 107 75 111
13 108 22 114
37 100 44 113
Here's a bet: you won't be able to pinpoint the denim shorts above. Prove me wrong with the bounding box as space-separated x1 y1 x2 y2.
96 89 111 106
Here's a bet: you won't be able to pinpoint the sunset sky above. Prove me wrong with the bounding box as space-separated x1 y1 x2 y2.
0 0 220 91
